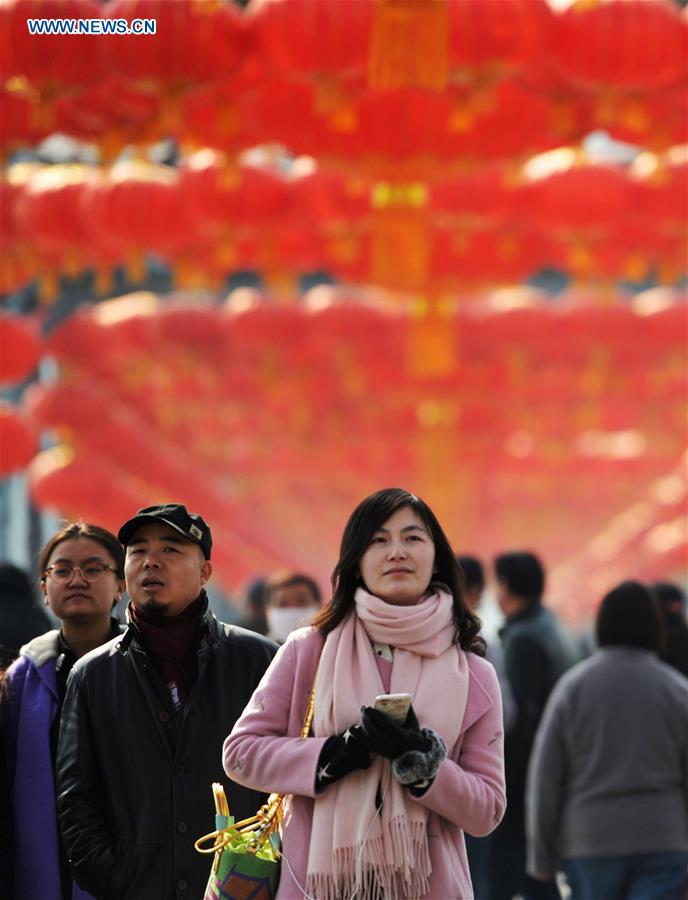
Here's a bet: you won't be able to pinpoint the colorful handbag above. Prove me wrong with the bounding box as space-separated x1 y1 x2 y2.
195 670 318 900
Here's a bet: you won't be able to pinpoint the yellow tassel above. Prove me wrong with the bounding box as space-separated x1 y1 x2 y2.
94 266 115 297
407 297 455 377
327 231 360 266
622 255 648 282
126 250 146 285
568 242 594 276
37 271 60 306
370 183 429 291
619 98 650 133
370 183 429 292
369 0 449 91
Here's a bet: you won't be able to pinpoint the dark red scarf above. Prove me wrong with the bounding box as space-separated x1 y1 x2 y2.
129 592 206 711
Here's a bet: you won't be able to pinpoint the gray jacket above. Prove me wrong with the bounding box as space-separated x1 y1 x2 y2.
526 646 688 875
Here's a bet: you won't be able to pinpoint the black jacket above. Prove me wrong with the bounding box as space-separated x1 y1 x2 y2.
498 602 575 832
56 606 277 900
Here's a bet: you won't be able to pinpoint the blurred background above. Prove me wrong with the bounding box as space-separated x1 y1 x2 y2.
1 0 686 626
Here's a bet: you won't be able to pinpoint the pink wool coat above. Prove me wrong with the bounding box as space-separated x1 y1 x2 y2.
223 626 506 900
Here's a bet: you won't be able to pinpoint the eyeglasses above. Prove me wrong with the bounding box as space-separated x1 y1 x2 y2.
44 563 118 583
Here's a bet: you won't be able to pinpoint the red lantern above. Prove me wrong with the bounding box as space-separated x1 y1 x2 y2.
104 0 246 92
0 165 40 296
552 0 687 91
82 160 190 266
1 0 106 93
0 89 55 151
28 449 143 528
0 316 41 385
524 163 637 278
0 403 38 475
429 164 522 226
16 164 100 276
596 84 688 151
448 0 554 84
53 78 161 154
179 153 287 240
249 0 370 82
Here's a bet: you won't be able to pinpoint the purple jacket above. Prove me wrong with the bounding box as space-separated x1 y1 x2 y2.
2 631 93 900
224 627 506 899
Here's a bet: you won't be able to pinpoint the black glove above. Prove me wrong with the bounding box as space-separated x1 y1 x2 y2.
361 706 448 796
315 724 371 791
359 705 430 759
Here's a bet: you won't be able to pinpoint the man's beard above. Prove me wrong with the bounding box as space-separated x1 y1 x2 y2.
135 595 170 616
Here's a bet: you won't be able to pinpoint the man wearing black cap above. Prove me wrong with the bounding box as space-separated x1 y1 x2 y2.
56 504 277 900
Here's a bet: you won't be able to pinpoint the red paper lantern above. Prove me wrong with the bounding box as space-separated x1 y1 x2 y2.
0 89 55 151
180 153 287 240
16 164 100 274
28 450 143 527
249 0 371 81
104 0 246 91
0 403 38 475
0 316 41 385
0 165 40 296
448 0 554 82
553 0 687 91
595 84 688 151
53 78 161 153
1 0 106 92
82 160 189 263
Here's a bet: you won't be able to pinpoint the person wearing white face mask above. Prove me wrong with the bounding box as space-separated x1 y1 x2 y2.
265 571 322 645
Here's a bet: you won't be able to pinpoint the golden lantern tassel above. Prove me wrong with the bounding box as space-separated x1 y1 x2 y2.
369 0 449 91
370 182 429 293
407 297 456 378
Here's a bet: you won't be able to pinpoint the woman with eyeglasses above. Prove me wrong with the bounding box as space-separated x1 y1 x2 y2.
1 522 124 900
224 488 506 899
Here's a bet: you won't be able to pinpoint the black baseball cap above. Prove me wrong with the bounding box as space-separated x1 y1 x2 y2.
118 504 212 559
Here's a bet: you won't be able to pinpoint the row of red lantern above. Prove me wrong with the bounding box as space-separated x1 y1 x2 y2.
552 454 688 617
2 0 687 164
3 0 685 98
6 292 684 416
3 72 686 170
31 298 687 452
20 293 686 593
2 154 686 298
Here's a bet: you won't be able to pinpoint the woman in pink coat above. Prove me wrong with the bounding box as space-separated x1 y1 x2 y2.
224 488 506 899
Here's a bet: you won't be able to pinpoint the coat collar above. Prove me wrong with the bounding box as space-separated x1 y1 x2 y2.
19 629 60 667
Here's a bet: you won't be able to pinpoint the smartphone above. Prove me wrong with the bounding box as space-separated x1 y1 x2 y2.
374 693 412 724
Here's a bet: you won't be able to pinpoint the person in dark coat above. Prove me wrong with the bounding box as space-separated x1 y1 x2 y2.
484 551 576 900
56 504 277 900
0 562 52 670
652 581 688 679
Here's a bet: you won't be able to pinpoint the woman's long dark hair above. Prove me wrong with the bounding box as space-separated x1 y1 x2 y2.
312 488 485 656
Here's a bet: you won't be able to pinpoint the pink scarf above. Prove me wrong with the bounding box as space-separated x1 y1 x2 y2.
307 587 469 899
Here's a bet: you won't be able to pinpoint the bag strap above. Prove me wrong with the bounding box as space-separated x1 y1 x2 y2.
300 655 320 738
196 642 323 856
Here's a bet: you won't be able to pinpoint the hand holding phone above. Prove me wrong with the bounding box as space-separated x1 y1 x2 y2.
361 698 428 759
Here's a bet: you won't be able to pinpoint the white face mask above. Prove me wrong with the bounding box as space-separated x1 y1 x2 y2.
267 606 318 644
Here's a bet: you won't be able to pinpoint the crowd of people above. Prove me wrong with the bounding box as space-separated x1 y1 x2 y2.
0 490 686 900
